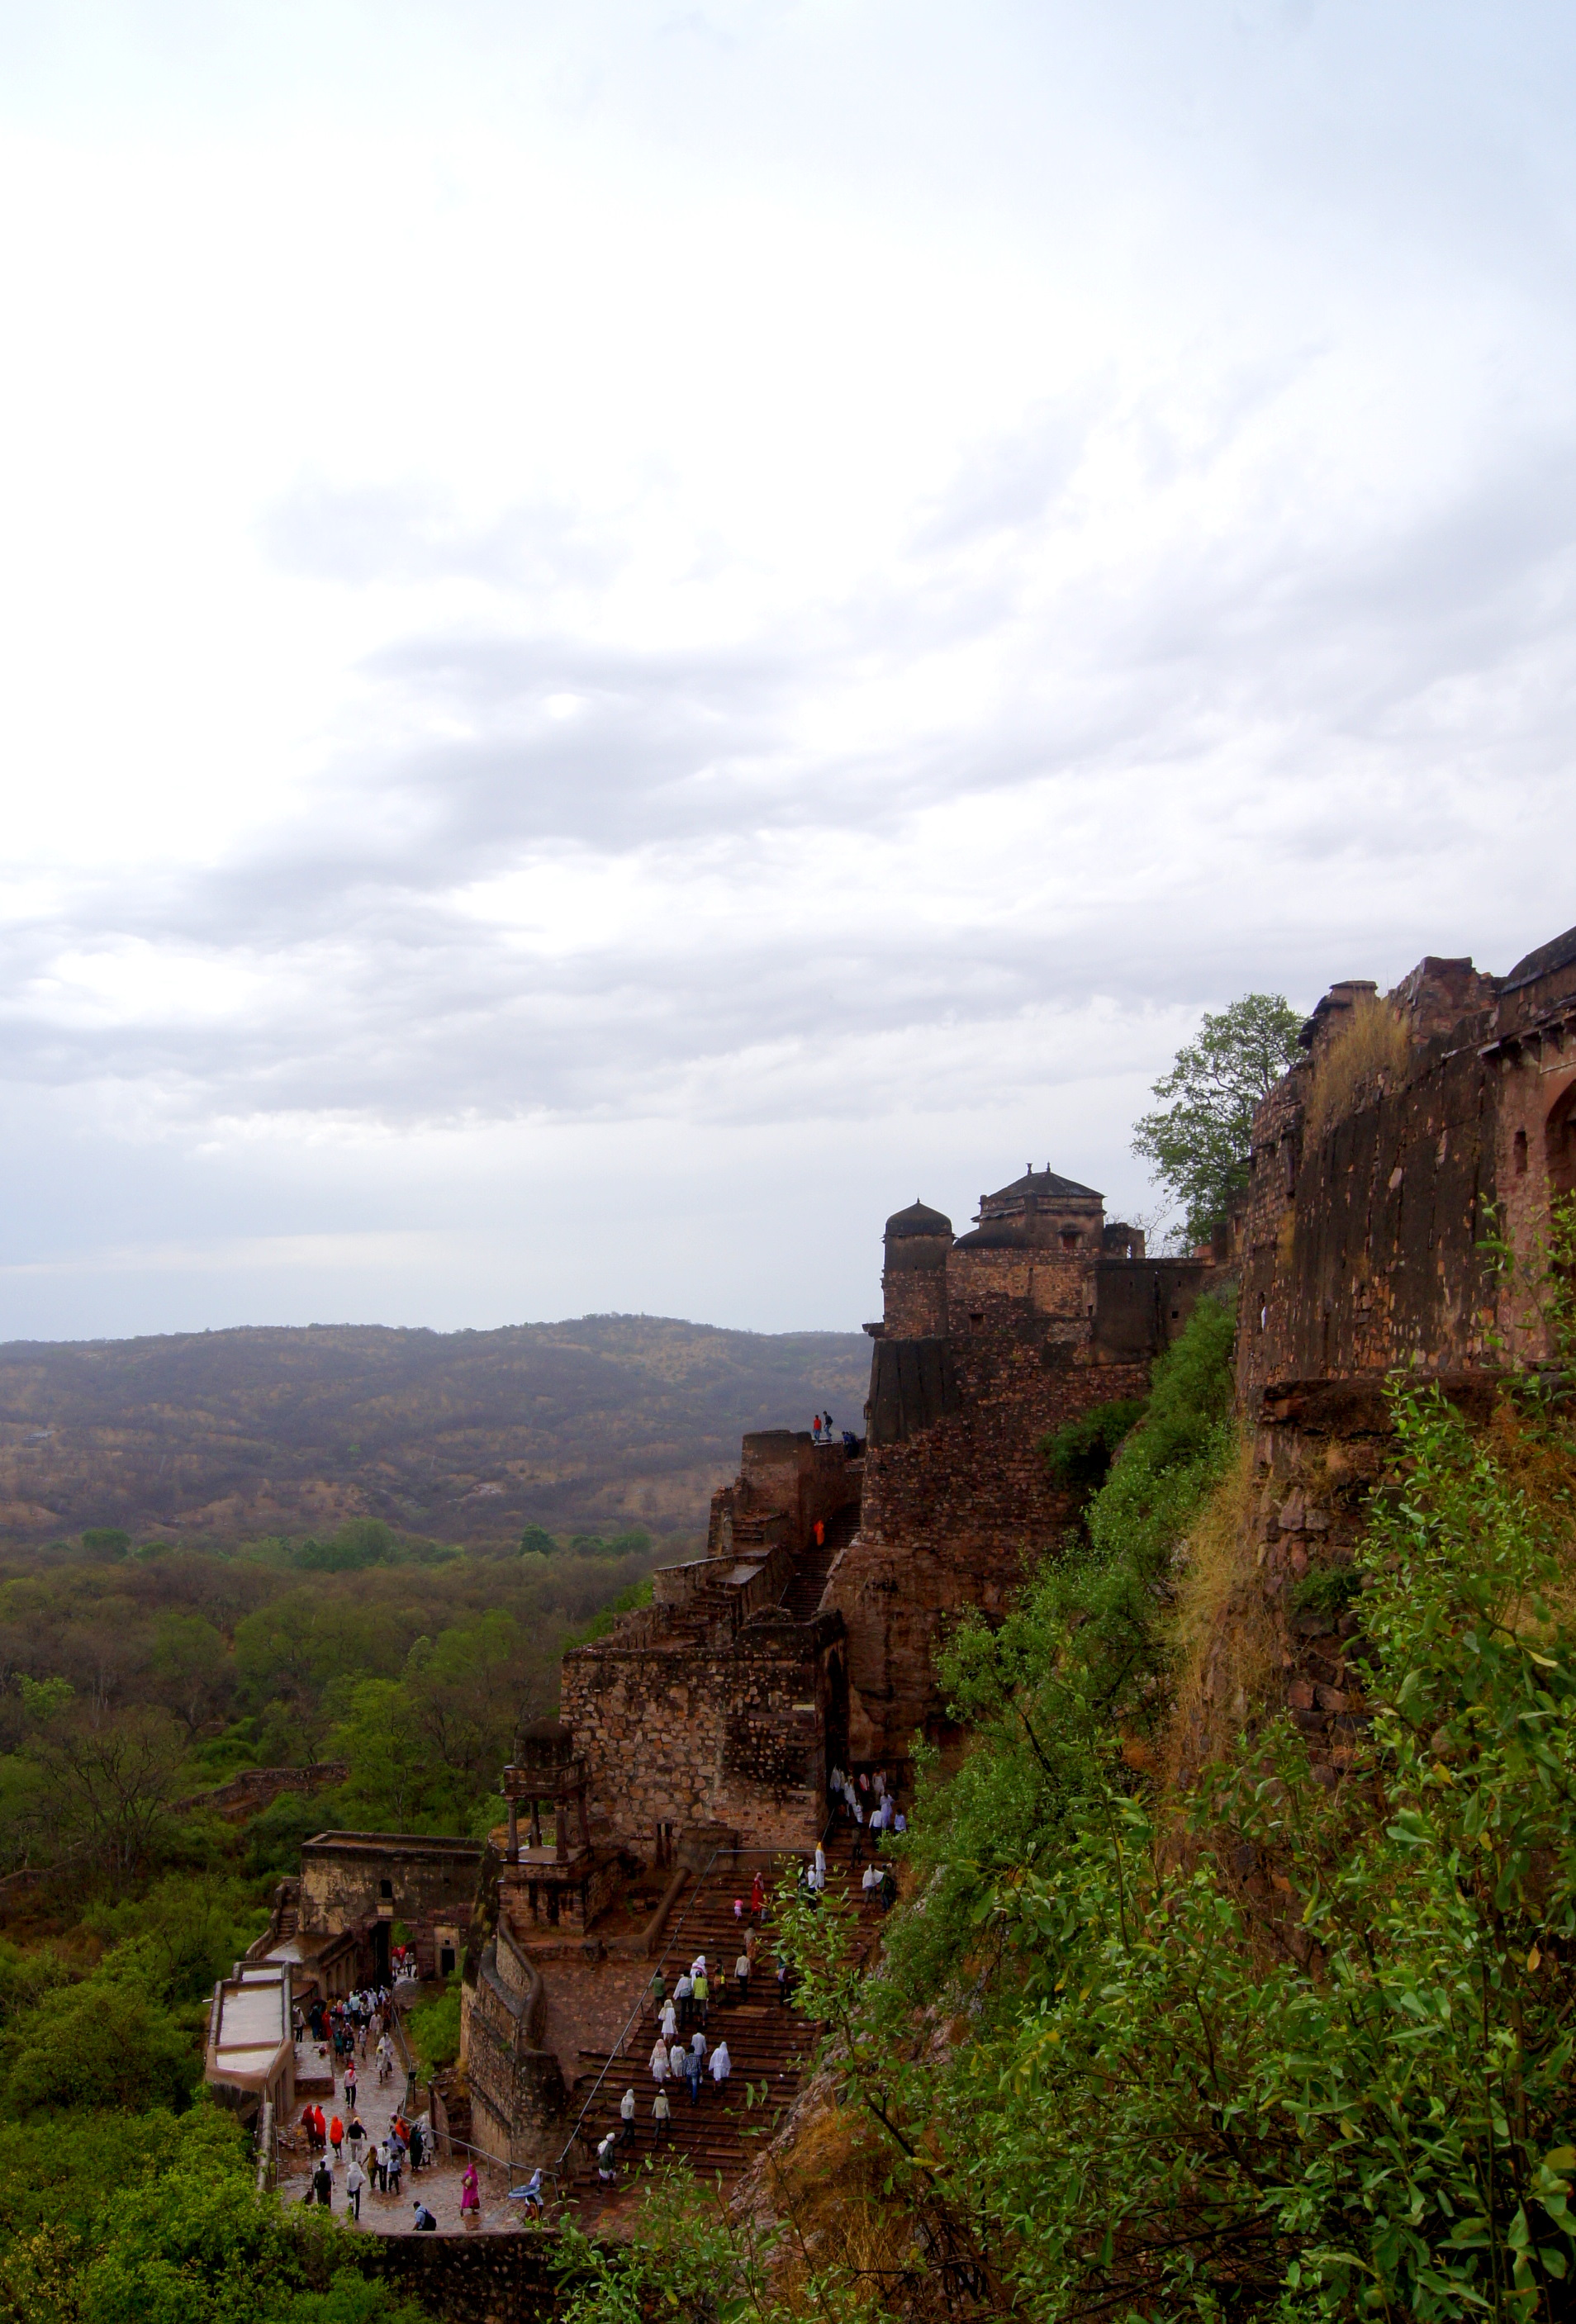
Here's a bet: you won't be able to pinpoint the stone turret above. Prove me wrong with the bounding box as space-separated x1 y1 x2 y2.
881 1201 953 1338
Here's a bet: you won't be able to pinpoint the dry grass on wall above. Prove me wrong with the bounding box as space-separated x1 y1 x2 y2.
1157 1440 1279 1795
746 2098 935 2318
1302 994 1413 1149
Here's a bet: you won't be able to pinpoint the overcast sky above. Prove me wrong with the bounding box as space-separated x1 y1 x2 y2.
1 2 1573 1340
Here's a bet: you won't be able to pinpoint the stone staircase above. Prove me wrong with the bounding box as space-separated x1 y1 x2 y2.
777 1503 859 1624
562 1824 872 2207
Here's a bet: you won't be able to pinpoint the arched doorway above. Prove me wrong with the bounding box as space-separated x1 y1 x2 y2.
1546 1082 1576 1207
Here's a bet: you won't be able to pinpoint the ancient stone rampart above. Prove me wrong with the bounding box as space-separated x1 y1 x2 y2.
1238 929 1576 1413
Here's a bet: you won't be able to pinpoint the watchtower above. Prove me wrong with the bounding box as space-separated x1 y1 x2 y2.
881 1201 953 1337
501 1719 591 1867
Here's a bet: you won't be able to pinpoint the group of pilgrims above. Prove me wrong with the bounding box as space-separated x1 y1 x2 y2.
295 1979 482 2229
592 1774 906 2179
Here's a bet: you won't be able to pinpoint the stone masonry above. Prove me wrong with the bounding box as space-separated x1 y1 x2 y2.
825 1165 1219 1764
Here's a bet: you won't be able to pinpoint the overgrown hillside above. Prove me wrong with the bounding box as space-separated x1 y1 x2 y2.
0 1315 869 1549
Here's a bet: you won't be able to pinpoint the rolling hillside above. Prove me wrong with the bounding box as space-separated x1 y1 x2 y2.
0 1315 870 1549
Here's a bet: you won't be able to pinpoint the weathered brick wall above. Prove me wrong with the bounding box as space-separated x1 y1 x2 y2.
354 2222 557 2322
559 1624 836 1849
705 1437 861 1555
947 1243 1099 1321
833 1348 1152 1762
297 1835 482 1978
1238 936 1576 1411
882 1249 950 1336
461 1933 568 2170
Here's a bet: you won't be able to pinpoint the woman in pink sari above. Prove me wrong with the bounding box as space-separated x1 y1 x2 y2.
460 2160 481 2225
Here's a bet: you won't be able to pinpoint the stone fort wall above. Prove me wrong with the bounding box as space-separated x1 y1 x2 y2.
559 1615 841 1852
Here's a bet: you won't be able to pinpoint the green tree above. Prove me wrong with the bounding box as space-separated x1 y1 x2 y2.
1132 991 1303 1244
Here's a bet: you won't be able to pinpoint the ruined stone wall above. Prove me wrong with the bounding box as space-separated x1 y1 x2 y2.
297 1835 482 1966
559 1620 838 1850
460 1932 569 2170
355 2229 556 2324
832 1348 1152 1763
1237 939 1576 1411
884 1261 948 1338
946 1244 1099 1322
706 1437 861 1556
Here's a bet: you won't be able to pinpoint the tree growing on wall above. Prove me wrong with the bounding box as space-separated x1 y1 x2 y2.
1132 992 1303 1245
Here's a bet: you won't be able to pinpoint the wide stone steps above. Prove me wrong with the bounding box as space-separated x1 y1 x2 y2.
563 1829 873 2209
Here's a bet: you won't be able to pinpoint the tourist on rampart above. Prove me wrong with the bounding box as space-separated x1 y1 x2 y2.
668 2039 686 2082
311 2160 333 2208
344 2157 365 2222
674 1970 693 2029
619 2086 636 2143
693 1966 709 2026
710 2039 731 2091
850 1801 865 1867
776 1956 793 2008
734 1949 750 2003
750 1870 766 1921
330 2112 344 2162
460 2160 481 2224
659 1995 677 2042
413 2200 438 2231
385 2137 404 2196
684 2046 702 2104
346 2113 366 2163
596 2134 619 2184
648 2035 670 2083
409 2120 425 2171
691 2027 707 2066
648 1966 666 2019
652 2087 672 2139
344 2061 358 2110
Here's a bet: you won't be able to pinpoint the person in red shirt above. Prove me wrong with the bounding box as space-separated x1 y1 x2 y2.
330 2113 344 2161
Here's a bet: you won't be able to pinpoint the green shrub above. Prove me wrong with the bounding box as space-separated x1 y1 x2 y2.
1040 1397 1147 1493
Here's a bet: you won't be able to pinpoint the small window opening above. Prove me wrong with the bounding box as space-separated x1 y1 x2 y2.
379 1878 393 1900
1259 1299 1268 1333
1514 1127 1529 1175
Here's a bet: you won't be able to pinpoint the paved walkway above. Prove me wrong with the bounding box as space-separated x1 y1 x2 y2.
278 1982 531 2237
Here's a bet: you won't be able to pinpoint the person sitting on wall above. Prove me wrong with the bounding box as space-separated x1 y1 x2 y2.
412 2200 438 2232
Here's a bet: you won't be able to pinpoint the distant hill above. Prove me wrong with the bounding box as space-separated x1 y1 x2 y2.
0 1316 871 1549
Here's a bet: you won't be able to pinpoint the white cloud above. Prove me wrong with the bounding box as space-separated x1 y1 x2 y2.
1 2 1573 1336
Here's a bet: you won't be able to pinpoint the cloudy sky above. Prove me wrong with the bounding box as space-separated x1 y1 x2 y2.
2 2 1573 1340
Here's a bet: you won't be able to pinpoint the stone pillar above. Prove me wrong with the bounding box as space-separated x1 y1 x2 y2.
529 1798 543 1849
506 1799 519 1866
